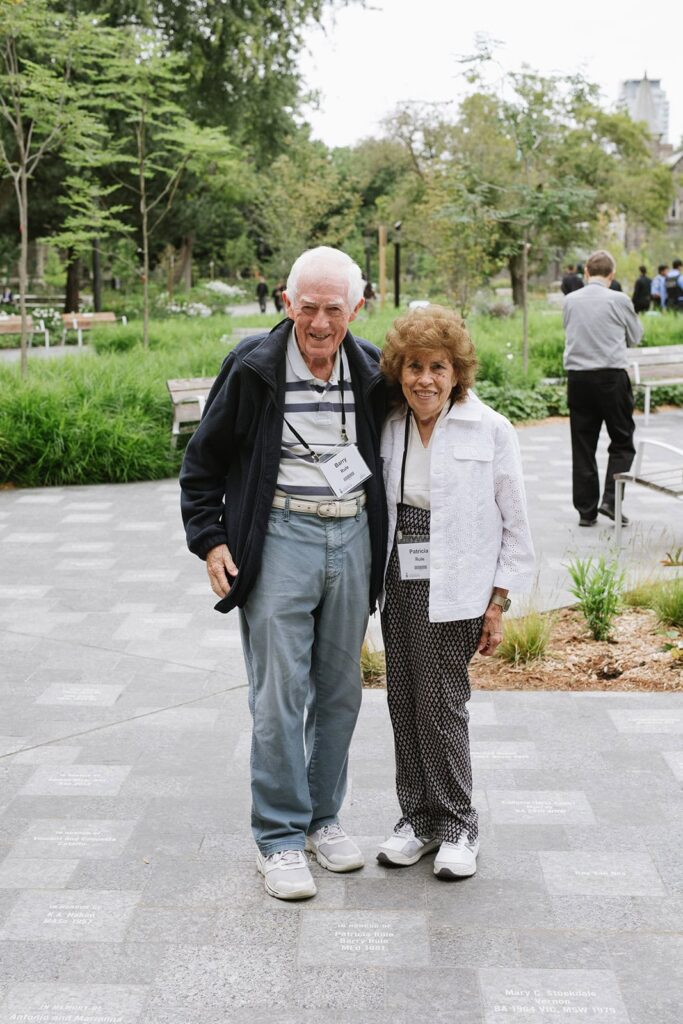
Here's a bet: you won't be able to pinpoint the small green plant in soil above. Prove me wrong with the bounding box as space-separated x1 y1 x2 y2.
496 610 553 664
566 556 624 641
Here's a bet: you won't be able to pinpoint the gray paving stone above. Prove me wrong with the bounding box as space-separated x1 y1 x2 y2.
299 909 430 967
539 851 666 896
0 858 78 890
487 789 596 825
429 924 520 968
0 890 141 942
385 966 482 1019
606 933 683 1024
515 931 612 969
0 941 163 984
478 967 631 1023
18 766 133 797
9 820 137 859
0 983 149 1024
427 879 552 930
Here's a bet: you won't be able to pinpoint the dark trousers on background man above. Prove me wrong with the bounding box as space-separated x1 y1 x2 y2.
567 369 636 519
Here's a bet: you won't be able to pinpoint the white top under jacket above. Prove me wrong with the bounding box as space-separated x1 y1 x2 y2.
379 391 536 622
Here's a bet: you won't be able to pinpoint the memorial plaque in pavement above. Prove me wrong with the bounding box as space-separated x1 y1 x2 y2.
19 766 131 796
10 820 137 859
479 968 630 1023
0 982 148 1023
298 910 429 967
539 851 665 896
36 684 126 707
0 890 140 941
471 741 539 769
608 708 683 734
662 750 683 781
488 790 595 825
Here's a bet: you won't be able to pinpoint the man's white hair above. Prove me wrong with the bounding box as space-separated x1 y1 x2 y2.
286 246 364 308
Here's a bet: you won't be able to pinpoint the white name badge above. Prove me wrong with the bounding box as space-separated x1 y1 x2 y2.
318 444 372 497
397 539 430 580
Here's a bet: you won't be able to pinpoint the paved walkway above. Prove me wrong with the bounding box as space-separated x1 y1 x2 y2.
0 411 681 1023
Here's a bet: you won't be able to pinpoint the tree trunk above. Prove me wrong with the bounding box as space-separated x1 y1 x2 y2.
508 252 524 307
521 237 529 375
65 249 80 313
92 238 102 312
17 169 29 378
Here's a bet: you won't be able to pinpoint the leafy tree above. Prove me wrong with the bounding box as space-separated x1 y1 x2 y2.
58 0 358 162
0 0 112 374
98 31 238 345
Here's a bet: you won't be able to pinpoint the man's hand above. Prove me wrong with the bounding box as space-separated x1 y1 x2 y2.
206 544 238 599
477 603 503 657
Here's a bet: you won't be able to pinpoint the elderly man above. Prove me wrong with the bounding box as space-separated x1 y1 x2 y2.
180 246 386 900
563 249 643 528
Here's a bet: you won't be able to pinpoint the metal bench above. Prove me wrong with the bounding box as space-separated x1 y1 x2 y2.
0 314 50 347
614 439 683 545
166 377 215 447
61 311 127 347
629 344 683 426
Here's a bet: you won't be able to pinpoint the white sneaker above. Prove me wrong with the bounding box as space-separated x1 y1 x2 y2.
305 823 364 872
376 822 440 867
433 835 480 879
256 849 317 900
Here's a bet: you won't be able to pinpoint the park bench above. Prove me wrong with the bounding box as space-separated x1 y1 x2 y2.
166 377 215 447
165 330 262 443
628 344 683 426
614 439 683 545
61 311 127 347
0 314 50 347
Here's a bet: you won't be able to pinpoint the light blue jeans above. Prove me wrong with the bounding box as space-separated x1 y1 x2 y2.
239 503 371 855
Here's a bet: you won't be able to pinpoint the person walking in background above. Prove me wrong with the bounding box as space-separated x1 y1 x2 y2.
180 246 387 901
272 281 285 314
665 259 683 313
563 249 643 529
651 265 668 310
255 275 268 313
363 278 376 315
561 264 584 295
632 265 652 314
376 305 534 881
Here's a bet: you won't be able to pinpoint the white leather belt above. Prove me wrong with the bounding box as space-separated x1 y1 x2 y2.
272 494 366 518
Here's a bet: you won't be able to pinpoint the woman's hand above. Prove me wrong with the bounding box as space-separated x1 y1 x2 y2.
478 603 504 656
206 544 238 598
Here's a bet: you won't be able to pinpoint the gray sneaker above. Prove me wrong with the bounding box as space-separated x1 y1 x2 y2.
376 822 440 866
305 823 364 872
256 849 317 900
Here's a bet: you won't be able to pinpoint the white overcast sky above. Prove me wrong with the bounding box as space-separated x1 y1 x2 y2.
300 0 682 151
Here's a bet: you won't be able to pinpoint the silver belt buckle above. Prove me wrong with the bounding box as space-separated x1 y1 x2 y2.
317 501 338 518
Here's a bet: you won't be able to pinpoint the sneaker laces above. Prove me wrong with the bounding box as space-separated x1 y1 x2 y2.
268 850 305 867
319 823 345 841
394 822 417 839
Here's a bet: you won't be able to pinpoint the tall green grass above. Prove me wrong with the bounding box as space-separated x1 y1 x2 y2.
1 303 681 488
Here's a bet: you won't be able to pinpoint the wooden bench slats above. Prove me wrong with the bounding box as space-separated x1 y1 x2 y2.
614 439 683 544
629 345 683 425
0 316 34 333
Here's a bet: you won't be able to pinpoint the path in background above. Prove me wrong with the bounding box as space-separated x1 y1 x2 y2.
0 409 681 1022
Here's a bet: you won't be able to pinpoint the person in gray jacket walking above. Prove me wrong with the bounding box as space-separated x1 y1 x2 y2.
563 250 643 527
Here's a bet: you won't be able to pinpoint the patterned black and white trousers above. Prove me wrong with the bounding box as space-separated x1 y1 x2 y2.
380 504 484 844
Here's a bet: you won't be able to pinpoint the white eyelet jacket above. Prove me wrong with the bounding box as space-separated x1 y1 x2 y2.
380 390 535 622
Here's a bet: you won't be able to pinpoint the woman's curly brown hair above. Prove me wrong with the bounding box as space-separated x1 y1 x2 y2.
380 304 477 405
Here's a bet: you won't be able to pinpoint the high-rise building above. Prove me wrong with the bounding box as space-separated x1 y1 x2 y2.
618 75 669 142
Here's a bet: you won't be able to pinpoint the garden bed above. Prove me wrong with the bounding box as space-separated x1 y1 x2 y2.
469 606 682 691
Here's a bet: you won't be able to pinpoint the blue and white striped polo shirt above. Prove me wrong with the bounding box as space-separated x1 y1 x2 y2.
276 330 363 499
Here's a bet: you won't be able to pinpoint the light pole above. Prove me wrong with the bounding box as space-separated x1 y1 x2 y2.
393 220 402 308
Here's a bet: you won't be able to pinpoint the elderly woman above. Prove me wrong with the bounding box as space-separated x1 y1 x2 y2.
376 305 534 880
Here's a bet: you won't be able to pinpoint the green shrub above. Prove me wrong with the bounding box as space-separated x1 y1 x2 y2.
497 611 553 664
652 579 683 629
474 381 550 422
566 556 625 641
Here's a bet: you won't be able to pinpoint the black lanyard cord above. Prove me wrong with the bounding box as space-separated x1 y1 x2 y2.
399 408 412 505
279 349 348 461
